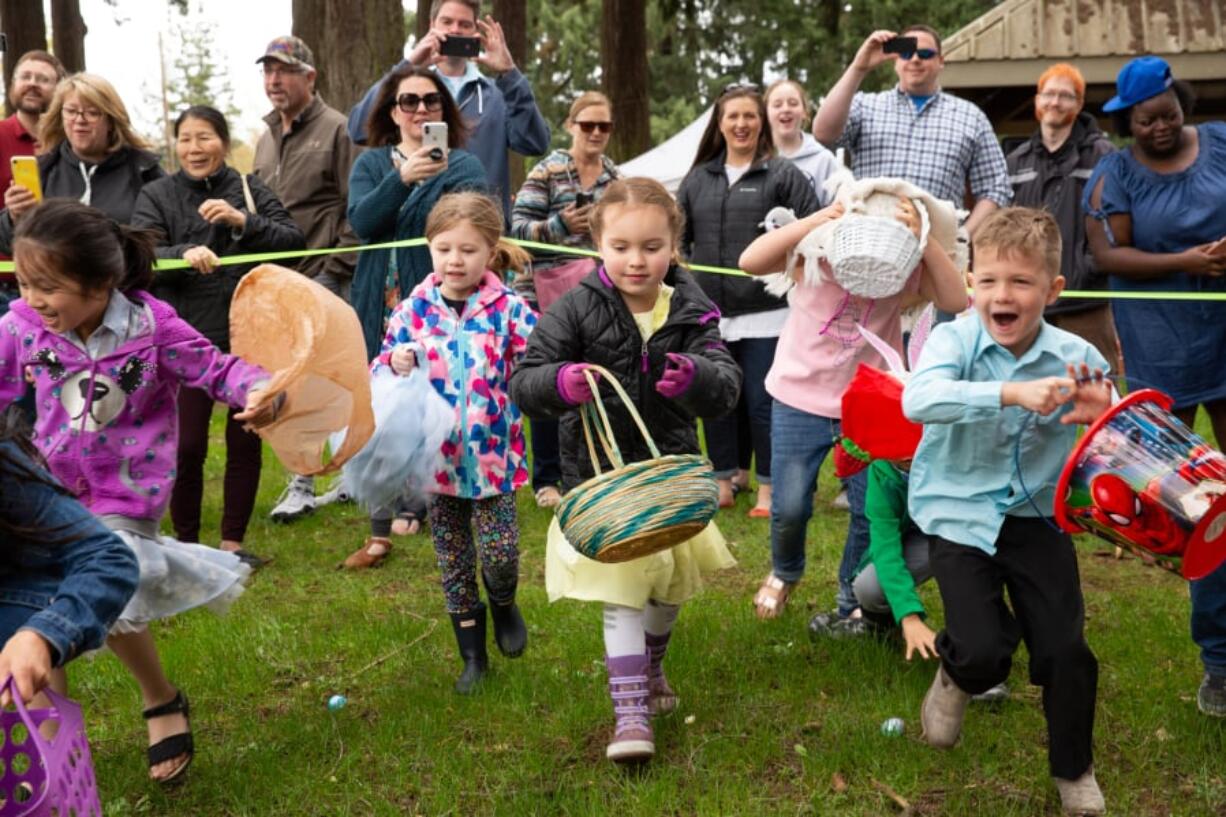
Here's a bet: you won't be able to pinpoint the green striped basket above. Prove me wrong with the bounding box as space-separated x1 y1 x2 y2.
556 365 719 563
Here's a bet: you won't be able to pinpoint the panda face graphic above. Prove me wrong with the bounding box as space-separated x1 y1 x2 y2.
59 371 127 432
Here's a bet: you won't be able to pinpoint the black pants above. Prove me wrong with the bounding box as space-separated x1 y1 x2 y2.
529 415 562 490
930 516 1097 779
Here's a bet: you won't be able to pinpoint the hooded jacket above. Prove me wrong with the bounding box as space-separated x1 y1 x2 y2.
509 265 741 492
131 166 305 351
1007 112 1115 315
0 142 165 254
780 133 841 206
677 153 818 318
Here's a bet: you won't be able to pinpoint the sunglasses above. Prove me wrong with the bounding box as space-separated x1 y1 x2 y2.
721 81 760 96
396 92 444 113
899 48 939 61
575 121 613 134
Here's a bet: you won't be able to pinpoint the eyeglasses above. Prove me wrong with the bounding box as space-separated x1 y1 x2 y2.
15 71 57 87
1037 90 1079 103
898 48 939 61
397 92 444 113
62 106 103 123
721 82 760 97
575 121 613 134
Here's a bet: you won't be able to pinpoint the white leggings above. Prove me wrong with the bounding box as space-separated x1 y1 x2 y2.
602 600 681 656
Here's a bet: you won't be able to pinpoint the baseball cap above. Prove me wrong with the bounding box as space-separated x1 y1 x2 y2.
256 36 315 70
1103 56 1173 112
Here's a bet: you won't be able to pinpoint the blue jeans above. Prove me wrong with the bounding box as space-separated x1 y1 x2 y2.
1191 561 1226 675
703 337 777 483
769 400 870 616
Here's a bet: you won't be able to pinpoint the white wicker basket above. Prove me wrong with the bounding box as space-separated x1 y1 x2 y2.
827 192 929 299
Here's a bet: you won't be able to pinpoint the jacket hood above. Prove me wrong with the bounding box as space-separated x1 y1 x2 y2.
418 270 514 316
787 133 826 162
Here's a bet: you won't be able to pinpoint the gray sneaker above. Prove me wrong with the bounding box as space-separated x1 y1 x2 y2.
1198 672 1226 717
971 681 1009 704
270 475 316 523
315 482 352 507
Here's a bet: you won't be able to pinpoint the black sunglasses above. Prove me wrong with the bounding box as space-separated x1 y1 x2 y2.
576 121 613 134
396 92 444 113
899 48 939 61
721 82 760 96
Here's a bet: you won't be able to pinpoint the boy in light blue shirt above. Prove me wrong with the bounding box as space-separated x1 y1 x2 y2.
903 208 1112 816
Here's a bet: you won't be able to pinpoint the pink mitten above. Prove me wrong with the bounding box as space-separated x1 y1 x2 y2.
655 353 695 398
557 363 599 405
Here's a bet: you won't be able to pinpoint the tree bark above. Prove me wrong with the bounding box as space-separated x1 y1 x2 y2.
50 0 87 74
292 0 403 112
601 0 650 161
417 0 431 39
0 0 49 115
493 0 530 195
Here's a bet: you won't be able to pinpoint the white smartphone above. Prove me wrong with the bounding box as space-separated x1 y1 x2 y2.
422 122 449 158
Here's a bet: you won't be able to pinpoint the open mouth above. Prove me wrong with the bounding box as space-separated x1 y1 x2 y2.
990 310 1019 331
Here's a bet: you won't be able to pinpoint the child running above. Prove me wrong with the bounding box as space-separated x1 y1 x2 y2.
902 208 1112 815
347 192 537 695
0 200 281 783
509 177 741 764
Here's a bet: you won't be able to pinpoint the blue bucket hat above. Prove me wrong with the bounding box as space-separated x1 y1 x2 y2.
1103 56 1173 112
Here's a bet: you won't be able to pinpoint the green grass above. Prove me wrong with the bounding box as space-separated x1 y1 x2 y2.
71 410 1226 816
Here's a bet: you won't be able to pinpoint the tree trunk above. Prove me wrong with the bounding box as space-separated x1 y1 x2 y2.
50 0 87 73
0 0 48 116
416 0 431 39
601 0 650 161
493 0 530 195
292 0 403 112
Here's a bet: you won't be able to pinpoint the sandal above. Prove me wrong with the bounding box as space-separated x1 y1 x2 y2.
535 486 562 509
142 690 193 784
390 511 422 536
753 574 794 619
341 537 392 569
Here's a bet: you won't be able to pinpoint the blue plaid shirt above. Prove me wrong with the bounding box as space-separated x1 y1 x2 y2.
837 86 1012 209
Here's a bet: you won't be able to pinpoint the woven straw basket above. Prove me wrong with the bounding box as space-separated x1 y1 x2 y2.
556 365 719 563
827 191 929 299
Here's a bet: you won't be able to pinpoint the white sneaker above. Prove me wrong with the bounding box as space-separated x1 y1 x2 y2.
832 489 851 511
270 475 316 523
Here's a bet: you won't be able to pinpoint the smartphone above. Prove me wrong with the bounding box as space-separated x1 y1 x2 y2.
882 36 918 55
438 35 481 58
574 191 594 208
10 156 42 201
423 122 448 160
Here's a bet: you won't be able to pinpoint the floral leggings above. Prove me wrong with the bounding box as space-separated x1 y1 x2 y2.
428 493 519 614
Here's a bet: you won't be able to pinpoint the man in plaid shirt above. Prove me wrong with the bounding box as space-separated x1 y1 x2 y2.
813 25 1011 236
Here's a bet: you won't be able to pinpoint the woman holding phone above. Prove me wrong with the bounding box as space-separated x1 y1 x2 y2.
510 90 620 509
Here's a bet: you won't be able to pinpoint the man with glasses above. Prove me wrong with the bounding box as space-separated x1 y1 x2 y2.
1006 64 1120 372
812 25 1011 236
252 35 361 522
346 0 549 220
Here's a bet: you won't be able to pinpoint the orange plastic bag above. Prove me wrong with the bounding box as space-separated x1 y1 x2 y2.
230 263 374 475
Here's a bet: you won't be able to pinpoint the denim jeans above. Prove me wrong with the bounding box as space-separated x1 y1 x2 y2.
703 337 777 483
769 400 870 615
1191 561 1226 675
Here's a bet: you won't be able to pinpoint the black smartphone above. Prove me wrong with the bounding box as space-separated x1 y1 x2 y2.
882 36 918 55
438 35 481 58
574 191 594 208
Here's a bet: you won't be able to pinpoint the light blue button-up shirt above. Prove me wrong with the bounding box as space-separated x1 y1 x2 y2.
902 314 1109 553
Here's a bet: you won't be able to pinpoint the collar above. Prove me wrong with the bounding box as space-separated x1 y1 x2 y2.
893 84 942 108
702 150 768 175
435 61 484 94
263 94 324 135
2 114 36 142
175 165 232 191
421 270 507 314
64 288 135 348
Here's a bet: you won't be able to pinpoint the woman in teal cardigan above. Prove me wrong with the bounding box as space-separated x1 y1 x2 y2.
348 65 488 360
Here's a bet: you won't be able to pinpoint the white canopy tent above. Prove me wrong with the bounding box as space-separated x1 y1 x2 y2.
618 107 712 194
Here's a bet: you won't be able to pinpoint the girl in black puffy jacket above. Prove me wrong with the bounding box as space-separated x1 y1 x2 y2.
509 178 740 766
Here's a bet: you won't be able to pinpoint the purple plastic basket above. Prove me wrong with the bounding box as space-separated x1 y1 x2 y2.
0 677 100 817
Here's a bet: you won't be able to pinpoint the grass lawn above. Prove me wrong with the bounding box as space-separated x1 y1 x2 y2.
73 411 1226 816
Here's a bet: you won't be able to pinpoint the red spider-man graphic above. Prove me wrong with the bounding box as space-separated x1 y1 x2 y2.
1089 473 1187 557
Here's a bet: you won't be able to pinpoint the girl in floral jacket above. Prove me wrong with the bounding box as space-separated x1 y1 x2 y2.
344 193 536 695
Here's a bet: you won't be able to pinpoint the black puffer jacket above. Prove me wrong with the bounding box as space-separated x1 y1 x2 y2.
509 265 741 491
677 153 818 317
131 167 305 350
0 142 165 254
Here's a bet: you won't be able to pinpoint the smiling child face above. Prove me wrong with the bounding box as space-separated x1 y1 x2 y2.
970 246 1064 358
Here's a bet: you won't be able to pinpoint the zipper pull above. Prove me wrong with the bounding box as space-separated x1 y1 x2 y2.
641 345 649 373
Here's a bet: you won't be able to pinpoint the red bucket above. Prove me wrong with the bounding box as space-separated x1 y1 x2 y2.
1054 389 1226 580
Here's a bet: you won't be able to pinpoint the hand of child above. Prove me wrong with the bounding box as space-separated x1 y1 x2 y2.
1001 376 1076 416
0 630 53 705
557 363 599 405
900 615 938 662
803 201 845 230
655 352 695 398
235 387 286 429
1061 363 1113 426
183 245 220 274
895 195 922 238
390 344 419 376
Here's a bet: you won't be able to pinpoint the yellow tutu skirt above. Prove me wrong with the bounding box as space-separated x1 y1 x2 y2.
545 516 735 608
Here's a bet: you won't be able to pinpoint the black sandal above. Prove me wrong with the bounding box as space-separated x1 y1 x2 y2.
142 690 194 784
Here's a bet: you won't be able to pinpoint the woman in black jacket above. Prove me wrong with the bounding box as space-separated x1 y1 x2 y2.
676 84 818 518
132 105 305 567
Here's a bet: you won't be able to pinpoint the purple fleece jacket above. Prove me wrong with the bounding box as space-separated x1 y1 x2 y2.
0 291 268 521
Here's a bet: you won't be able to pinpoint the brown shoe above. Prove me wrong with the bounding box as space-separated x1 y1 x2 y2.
920 665 970 748
341 537 391 569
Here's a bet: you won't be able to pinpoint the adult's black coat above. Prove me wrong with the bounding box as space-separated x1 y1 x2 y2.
676 153 818 318
509 265 741 492
131 166 305 351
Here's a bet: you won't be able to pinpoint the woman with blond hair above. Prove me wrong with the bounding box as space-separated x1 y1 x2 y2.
764 79 839 203
0 73 164 253
511 90 620 509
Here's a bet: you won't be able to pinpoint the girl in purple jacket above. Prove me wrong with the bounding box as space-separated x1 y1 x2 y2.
0 200 282 784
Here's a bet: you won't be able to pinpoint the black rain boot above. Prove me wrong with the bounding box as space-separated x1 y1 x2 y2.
483 572 528 658
449 603 488 694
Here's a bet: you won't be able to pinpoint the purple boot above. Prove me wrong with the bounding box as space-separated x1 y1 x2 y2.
645 632 678 715
605 653 654 763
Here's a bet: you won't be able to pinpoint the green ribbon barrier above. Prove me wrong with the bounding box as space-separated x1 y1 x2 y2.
3 234 1225 301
